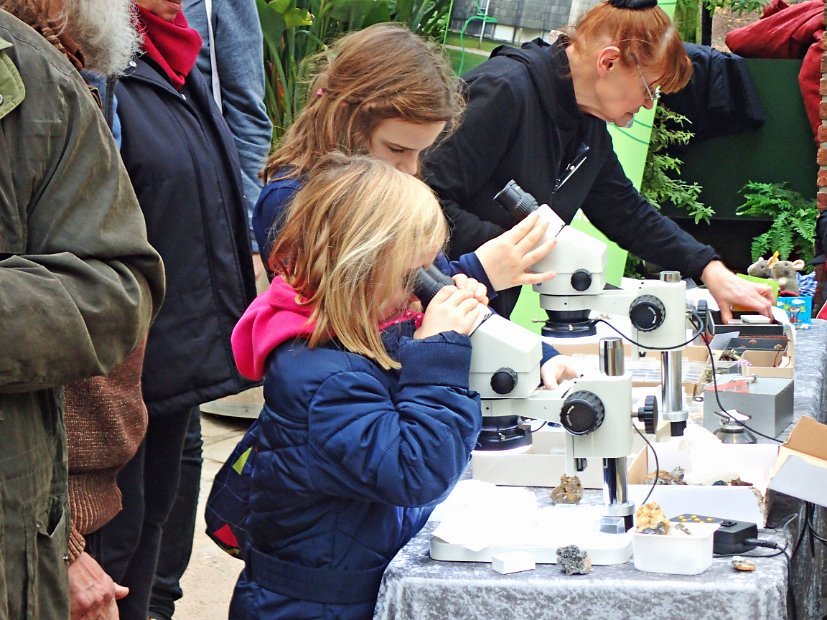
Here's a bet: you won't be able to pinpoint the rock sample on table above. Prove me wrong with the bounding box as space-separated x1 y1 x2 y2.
556 544 592 575
550 474 584 505
635 501 671 535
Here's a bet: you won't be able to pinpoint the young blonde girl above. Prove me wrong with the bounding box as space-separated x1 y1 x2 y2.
252 22 561 300
215 153 484 619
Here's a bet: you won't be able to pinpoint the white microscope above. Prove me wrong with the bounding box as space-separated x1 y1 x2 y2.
416 181 693 545
493 180 691 439
416 267 654 537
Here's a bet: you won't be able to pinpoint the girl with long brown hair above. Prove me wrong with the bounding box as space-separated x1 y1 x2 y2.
253 23 562 299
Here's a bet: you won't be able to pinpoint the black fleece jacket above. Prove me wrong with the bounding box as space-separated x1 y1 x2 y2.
424 38 718 314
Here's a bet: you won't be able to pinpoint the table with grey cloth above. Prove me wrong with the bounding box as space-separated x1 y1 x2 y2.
374 320 827 620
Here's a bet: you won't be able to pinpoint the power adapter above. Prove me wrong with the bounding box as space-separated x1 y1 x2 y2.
671 514 758 554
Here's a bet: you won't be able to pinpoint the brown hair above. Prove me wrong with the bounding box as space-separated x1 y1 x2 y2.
1 0 59 39
262 23 463 181
566 1 692 93
271 152 448 369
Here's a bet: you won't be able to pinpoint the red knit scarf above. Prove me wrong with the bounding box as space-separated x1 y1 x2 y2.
136 6 202 90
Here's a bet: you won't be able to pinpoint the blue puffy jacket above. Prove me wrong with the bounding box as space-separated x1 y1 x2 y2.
225 314 481 619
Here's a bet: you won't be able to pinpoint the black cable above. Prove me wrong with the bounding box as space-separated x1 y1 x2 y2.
714 546 788 558
633 425 659 506
594 310 782 443
805 502 827 546
792 506 809 560
744 538 783 550
591 315 704 351
776 513 799 620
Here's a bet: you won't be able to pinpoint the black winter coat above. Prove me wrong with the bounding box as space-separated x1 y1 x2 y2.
116 57 257 416
424 39 718 315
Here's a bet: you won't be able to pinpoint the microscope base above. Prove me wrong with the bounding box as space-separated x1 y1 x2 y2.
429 503 633 566
430 530 632 566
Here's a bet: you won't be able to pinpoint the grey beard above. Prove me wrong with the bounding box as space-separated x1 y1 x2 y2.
63 0 142 76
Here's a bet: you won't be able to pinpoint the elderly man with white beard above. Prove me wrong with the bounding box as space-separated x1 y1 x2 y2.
0 1 165 619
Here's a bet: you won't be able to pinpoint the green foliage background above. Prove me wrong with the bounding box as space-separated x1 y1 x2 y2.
256 0 451 143
736 181 818 267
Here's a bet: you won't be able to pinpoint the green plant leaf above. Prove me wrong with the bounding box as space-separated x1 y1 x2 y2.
641 104 712 225
258 0 287 45
258 0 452 141
271 0 291 13
284 7 313 27
737 180 817 264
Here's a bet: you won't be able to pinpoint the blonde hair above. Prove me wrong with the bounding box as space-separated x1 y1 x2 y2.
262 23 463 181
271 152 449 369
567 1 692 93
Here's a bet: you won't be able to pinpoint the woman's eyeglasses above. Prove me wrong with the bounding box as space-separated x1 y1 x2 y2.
635 63 661 105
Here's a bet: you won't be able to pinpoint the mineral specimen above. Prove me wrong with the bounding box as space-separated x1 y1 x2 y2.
556 545 592 575
642 467 686 486
731 557 756 572
550 474 584 505
635 502 671 535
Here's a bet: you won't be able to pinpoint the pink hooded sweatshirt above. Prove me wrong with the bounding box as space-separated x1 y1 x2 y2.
231 277 421 381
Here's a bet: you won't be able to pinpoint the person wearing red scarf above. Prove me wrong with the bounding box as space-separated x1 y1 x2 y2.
89 1 258 619
135 3 201 89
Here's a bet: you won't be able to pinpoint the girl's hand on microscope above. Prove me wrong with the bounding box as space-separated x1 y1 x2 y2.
451 273 489 306
415 285 481 339
540 355 581 389
474 210 557 291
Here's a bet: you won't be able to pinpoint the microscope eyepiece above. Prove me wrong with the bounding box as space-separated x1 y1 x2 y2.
413 265 454 307
494 180 540 221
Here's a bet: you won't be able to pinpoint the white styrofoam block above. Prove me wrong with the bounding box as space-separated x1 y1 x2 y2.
491 551 536 574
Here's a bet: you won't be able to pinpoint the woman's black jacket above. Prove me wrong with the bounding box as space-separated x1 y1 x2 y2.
116 57 258 416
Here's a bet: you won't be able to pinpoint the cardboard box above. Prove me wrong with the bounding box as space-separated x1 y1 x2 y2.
701 376 794 438
695 325 795 391
740 349 794 379
768 417 827 507
627 439 778 527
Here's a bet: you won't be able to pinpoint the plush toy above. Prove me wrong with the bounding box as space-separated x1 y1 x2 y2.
747 252 805 295
771 259 805 295
746 256 772 279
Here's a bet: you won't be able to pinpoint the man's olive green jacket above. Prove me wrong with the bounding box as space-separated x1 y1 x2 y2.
0 10 164 618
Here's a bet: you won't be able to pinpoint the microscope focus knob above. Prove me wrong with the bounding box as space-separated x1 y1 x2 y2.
560 391 605 435
636 395 659 434
629 295 666 332
490 367 518 395
570 269 592 292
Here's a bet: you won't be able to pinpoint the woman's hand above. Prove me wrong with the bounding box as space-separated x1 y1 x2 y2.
701 260 774 323
474 210 557 291
415 285 481 339
540 355 581 389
